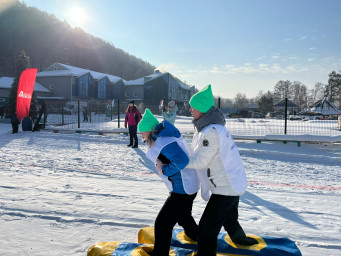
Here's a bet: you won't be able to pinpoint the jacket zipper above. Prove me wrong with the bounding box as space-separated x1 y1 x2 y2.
207 168 216 187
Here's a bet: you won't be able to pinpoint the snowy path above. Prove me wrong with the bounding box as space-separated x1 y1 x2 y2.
0 124 340 255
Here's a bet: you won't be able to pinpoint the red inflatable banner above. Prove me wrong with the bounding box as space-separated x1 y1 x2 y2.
16 68 38 122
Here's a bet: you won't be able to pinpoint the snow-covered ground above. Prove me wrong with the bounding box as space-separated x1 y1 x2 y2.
0 117 340 256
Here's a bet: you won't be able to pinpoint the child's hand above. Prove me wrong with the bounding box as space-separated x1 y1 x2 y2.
155 159 164 174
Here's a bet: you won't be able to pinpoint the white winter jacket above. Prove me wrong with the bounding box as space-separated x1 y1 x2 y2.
187 124 248 197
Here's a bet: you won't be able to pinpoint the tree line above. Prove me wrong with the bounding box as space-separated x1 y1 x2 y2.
0 1 155 79
217 70 341 114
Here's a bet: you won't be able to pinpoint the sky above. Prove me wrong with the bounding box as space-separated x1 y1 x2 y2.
13 0 341 98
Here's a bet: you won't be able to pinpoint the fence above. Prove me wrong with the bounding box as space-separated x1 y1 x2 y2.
226 118 340 136
39 98 341 136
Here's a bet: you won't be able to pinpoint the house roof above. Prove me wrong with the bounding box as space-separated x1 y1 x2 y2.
310 98 341 115
0 77 50 93
124 71 191 90
124 71 164 86
37 62 122 83
178 81 190 90
274 99 299 108
144 71 164 82
124 77 144 86
245 103 258 109
37 62 192 91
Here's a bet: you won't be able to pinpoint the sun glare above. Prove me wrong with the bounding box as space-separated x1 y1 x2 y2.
68 6 87 27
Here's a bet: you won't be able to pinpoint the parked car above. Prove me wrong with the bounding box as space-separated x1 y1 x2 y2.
250 111 264 118
265 112 284 119
289 115 303 120
228 110 249 118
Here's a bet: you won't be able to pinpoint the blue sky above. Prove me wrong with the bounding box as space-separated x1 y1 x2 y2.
19 0 341 99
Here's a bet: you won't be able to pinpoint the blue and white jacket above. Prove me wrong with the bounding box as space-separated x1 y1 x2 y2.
146 120 199 195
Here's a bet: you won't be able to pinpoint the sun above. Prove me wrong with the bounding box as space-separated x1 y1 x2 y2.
68 6 87 27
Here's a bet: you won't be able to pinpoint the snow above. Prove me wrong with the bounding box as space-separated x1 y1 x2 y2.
124 77 144 86
37 62 122 83
0 119 341 256
0 76 50 92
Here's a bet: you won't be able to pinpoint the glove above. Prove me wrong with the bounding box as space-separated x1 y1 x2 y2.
162 106 166 111
124 125 127 129
155 159 164 174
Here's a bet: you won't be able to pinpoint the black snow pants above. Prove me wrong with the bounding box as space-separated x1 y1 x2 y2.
153 192 198 256
197 194 246 256
12 123 19 133
128 125 138 146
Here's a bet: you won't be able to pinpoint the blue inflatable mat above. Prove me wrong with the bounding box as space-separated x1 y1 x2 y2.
139 227 302 256
87 227 302 256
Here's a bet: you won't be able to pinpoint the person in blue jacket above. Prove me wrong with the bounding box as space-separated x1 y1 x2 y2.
138 108 199 256
160 100 178 125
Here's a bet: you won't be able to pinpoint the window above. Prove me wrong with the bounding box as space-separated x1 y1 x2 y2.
98 79 106 99
167 75 179 100
78 75 89 97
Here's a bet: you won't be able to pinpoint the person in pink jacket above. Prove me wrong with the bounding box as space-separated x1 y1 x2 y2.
125 100 142 148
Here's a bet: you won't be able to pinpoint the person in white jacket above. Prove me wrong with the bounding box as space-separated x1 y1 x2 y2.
187 84 258 256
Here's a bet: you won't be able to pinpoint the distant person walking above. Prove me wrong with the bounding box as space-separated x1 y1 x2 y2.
0 106 4 118
124 100 142 148
83 107 88 122
11 113 20 134
160 100 178 125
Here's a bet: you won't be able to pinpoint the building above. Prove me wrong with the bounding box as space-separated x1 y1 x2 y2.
274 99 300 114
1 63 195 115
0 76 50 108
124 70 194 114
36 63 124 101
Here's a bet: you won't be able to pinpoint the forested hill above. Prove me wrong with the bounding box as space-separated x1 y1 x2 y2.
0 1 155 79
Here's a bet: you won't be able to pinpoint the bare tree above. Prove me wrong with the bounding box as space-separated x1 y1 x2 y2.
291 81 308 110
308 82 325 106
233 93 249 110
273 80 291 103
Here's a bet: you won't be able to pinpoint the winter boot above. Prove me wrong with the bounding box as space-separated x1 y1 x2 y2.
132 140 138 148
230 228 258 246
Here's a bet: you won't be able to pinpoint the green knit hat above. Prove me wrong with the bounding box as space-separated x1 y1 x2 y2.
189 84 215 113
138 108 159 132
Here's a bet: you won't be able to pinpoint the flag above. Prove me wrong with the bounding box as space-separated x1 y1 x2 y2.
16 68 38 122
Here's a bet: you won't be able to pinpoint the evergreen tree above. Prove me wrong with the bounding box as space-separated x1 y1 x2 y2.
6 50 30 118
0 1 155 79
325 71 341 108
257 91 274 113
29 92 38 121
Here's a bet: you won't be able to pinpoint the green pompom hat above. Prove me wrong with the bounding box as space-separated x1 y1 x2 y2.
138 108 159 132
189 84 215 113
